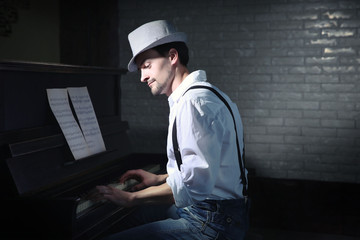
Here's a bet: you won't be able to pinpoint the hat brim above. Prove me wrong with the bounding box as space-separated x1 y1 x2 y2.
127 32 187 72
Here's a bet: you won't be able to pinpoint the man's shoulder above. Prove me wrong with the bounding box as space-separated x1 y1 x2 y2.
184 83 230 102
179 84 229 115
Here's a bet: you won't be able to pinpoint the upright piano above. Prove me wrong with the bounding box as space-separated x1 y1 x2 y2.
0 61 166 239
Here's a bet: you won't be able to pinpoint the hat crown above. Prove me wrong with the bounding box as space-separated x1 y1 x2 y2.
129 20 177 55
127 20 187 72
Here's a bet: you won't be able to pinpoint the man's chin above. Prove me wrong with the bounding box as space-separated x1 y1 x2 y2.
150 87 162 96
151 92 161 96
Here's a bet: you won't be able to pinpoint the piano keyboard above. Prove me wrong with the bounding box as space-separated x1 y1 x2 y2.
76 164 161 218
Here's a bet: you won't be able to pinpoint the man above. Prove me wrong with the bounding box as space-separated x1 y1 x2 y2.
96 20 249 240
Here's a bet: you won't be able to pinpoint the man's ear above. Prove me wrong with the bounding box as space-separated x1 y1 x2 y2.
168 48 179 65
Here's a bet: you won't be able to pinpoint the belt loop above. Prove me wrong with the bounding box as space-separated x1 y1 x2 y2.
216 201 221 214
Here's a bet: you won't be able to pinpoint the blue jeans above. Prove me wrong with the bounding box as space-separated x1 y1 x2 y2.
103 198 250 240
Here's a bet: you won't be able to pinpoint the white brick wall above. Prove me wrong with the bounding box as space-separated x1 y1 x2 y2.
118 0 360 183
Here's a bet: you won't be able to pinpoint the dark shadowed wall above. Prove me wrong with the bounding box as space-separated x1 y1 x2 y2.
118 0 360 184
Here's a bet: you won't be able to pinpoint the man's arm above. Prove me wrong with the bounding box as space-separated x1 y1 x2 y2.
131 182 174 206
96 181 174 208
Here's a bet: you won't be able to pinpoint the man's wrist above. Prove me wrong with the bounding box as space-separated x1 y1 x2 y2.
157 173 168 185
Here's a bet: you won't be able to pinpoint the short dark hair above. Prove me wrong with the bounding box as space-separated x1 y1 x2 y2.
153 42 189 67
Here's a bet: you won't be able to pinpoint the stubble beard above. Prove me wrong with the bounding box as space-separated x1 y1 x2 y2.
149 69 173 96
150 80 163 96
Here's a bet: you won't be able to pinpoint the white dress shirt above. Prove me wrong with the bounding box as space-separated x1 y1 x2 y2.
166 70 248 208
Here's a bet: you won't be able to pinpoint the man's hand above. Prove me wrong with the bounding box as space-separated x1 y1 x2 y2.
95 185 134 207
92 170 171 208
119 169 167 191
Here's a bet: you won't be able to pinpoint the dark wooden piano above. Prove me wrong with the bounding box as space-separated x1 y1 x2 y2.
0 61 166 240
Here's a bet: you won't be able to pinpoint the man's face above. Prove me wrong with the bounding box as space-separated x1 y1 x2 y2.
135 49 174 96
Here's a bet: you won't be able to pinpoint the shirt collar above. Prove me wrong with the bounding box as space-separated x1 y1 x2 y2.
168 70 207 107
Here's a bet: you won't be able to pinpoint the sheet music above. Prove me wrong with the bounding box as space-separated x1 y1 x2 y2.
67 87 106 155
47 87 106 160
47 89 91 160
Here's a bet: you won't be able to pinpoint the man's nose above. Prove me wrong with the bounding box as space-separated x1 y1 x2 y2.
140 70 150 83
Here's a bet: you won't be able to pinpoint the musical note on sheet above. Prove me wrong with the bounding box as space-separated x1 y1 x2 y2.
47 87 106 160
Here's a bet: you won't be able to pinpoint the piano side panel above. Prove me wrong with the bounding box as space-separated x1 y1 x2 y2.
0 197 77 240
0 79 4 133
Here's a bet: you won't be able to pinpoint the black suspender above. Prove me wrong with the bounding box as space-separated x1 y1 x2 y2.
172 85 248 196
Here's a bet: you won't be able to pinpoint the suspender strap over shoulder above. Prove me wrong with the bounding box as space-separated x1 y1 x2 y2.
172 85 248 196
172 121 182 172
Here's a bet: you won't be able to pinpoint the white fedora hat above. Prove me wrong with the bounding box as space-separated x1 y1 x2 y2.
127 20 187 72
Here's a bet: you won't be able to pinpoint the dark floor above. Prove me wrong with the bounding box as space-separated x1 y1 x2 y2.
246 176 360 240
247 228 360 240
